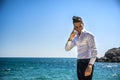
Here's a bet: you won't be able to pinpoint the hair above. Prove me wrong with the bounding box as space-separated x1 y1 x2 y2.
72 16 84 24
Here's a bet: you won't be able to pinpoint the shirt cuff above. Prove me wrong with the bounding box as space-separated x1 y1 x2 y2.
67 41 72 45
89 57 96 65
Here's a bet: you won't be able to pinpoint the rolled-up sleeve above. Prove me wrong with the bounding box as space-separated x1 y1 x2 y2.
65 39 76 51
88 35 97 64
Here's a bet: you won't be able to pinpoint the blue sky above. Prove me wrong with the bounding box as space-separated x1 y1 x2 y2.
0 0 120 58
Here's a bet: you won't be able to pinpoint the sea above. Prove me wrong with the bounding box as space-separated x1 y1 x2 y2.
0 58 120 80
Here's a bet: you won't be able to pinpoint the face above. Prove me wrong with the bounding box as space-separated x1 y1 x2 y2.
74 22 83 33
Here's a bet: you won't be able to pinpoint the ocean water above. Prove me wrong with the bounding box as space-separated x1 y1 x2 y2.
0 58 120 80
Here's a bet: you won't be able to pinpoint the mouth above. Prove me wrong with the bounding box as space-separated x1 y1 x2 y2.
76 28 81 31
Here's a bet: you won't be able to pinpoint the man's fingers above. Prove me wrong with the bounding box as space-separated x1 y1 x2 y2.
85 69 92 76
85 71 91 76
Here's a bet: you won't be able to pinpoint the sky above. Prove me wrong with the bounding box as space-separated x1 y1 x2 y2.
0 0 120 58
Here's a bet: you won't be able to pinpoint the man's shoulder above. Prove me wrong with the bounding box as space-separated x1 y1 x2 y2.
84 30 94 36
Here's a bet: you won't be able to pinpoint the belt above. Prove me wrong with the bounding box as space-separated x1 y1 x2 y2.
77 59 90 62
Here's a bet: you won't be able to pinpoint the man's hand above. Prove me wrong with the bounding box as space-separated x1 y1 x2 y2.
68 30 76 41
85 64 93 76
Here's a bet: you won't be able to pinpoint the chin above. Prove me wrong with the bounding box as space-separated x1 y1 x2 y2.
78 30 82 33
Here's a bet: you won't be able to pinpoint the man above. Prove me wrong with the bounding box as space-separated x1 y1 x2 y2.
65 16 97 80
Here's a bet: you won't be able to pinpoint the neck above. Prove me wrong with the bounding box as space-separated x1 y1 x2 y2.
78 31 81 36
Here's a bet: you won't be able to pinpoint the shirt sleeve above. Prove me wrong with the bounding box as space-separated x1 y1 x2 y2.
65 38 76 51
88 35 97 65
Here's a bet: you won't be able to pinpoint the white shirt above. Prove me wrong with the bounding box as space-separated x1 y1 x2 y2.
65 30 97 64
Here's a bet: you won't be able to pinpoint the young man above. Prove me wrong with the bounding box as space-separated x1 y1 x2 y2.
65 16 97 80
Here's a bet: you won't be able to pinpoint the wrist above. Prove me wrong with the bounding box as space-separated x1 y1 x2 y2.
68 38 73 41
88 64 93 68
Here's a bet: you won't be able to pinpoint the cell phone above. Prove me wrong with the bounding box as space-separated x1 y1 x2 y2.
73 30 78 34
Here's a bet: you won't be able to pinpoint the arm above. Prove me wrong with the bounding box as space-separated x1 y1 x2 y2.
85 35 97 76
65 40 75 51
65 31 76 51
88 35 97 65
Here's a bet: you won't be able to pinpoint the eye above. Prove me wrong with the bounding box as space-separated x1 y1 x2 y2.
75 26 78 28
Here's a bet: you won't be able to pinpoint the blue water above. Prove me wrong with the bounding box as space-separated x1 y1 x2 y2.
0 58 120 80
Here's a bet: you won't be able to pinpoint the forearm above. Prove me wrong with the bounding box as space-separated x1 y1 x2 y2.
89 57 96 65
65 40 74 51
65 31 76 51
89 48 97 64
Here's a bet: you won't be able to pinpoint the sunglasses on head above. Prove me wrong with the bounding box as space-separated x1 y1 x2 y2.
72 16 82 21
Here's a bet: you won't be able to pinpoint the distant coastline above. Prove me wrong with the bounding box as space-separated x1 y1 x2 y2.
1 47 120 63
96 47 120 62
0 57 76 59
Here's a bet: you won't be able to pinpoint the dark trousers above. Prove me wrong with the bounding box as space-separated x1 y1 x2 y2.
77 59 94 80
